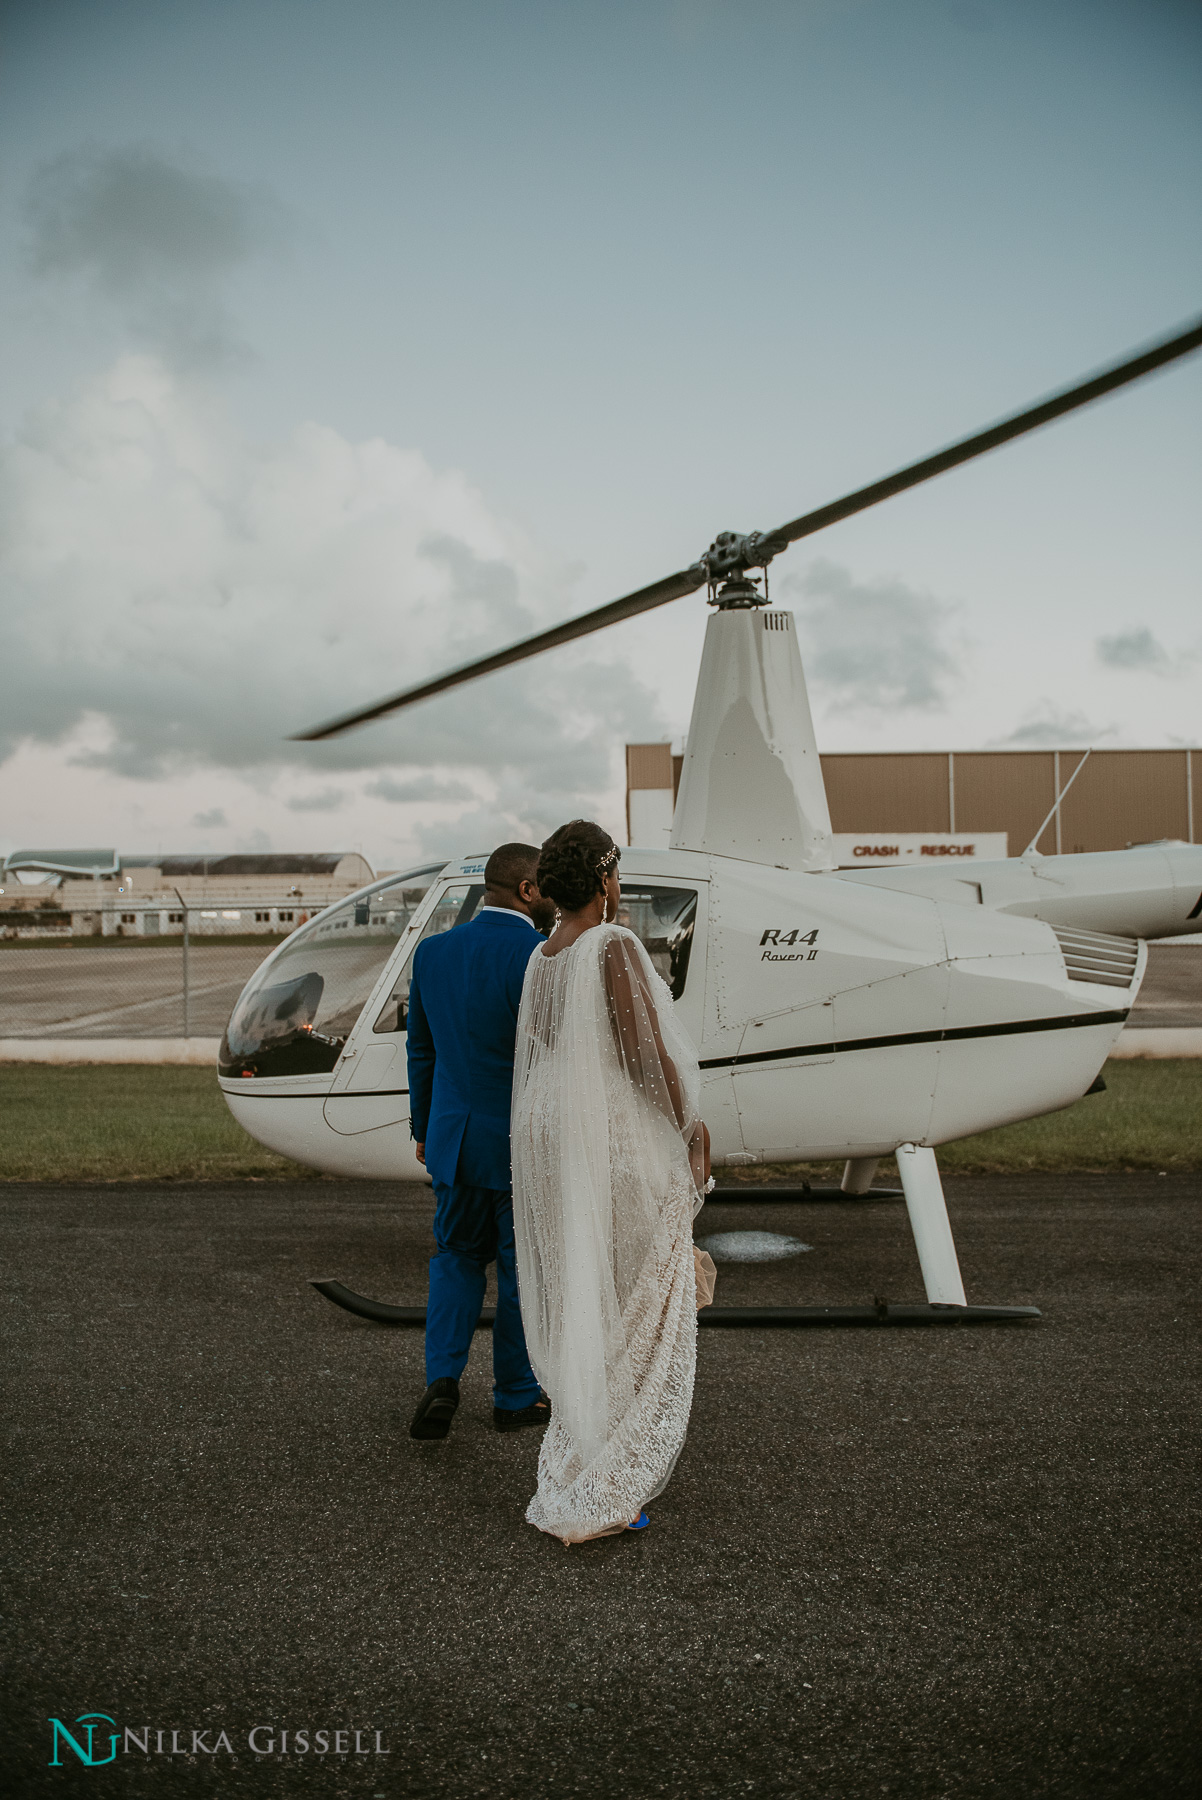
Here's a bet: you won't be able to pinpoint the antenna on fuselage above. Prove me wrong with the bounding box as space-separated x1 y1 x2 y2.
1023 748 1094 858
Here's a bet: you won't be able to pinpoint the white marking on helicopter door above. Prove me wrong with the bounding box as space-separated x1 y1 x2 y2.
324 1043 407 1134
731 1002 837 1162
345 1043 399 1092
833 967 946 1147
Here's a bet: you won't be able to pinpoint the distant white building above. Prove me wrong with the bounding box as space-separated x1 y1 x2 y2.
625 744 681 849
0 850 375 938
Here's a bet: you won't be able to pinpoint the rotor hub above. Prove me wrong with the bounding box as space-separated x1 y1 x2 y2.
710 576 765 609
697 529 787 606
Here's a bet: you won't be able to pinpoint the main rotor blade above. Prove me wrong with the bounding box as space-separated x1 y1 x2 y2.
291 564 705 741
294 313 1201 740
761 314 1202 551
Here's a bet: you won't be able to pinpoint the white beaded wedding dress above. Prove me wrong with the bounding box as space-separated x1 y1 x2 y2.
511 922 705 1544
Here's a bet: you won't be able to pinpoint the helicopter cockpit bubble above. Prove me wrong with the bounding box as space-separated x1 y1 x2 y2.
218 866 443 1079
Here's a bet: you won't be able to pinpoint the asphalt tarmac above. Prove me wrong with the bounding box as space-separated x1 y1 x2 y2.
0 942 265 1038
3 1175 1198 1799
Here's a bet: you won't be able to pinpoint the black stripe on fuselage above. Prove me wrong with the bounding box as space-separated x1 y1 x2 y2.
698 1009 1130 1071
218 1085 411 1097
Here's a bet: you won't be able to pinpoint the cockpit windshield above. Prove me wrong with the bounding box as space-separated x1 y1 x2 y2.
219 866 442 1078
615 887 697 999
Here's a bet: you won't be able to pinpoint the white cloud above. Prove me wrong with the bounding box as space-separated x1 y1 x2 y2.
994 701 1117 746
1095 626 1190 677
286 787 347 813
365 773 477 804
24 144 283 368
0 355 660 862
785 559 962 713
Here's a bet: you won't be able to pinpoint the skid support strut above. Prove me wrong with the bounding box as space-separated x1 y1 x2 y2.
896 1143 966 1307
841 1156 879 1195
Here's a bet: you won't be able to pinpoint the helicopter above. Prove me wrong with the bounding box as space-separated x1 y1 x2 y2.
218 317 1202 1325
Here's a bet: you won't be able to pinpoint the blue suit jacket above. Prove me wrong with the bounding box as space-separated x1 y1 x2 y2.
406 909 542 1189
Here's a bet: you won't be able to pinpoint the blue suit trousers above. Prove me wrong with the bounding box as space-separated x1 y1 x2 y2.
426 1179 542 1410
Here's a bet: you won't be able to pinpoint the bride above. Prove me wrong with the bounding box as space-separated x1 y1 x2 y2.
511 819 712 1544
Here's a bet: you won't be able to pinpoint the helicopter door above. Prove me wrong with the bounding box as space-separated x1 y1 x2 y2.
730 1000 837 1162
322 881 486 1135
831 964 948 1148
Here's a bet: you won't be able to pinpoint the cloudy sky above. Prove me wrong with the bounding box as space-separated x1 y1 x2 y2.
1 0 1199 869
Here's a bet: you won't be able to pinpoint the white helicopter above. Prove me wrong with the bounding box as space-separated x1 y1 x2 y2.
219 319 1202 1325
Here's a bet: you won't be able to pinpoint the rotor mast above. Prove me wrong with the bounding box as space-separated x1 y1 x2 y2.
669 534 834 871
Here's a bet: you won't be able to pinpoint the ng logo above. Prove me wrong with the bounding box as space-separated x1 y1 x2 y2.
48 1713 119 1767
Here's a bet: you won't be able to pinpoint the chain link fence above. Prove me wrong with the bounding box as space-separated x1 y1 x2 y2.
0 900 303 1041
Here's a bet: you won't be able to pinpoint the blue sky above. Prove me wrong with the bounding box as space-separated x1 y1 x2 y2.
1 0 1199 864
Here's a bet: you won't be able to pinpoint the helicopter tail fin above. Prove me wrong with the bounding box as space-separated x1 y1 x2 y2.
670 608 834 872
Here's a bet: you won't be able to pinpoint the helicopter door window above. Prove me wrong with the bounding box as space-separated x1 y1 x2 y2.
219 869 441 1078
372 884 487 1034
614 886 698 1001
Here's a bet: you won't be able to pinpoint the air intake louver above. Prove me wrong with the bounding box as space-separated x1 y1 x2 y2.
1053 927 1139 988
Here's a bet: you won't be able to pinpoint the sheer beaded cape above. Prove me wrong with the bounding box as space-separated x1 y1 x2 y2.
511 921 704 1544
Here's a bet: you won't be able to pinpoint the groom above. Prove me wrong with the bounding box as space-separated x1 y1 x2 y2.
405 842 557 1440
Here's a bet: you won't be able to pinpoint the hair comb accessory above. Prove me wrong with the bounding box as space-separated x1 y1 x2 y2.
595 846 620 876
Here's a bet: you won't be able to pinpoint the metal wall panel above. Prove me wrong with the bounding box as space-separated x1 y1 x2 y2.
626 743 674 790
951 751 1057 851
816 749 1196 853
821 754 950 832
1060 750 1190 852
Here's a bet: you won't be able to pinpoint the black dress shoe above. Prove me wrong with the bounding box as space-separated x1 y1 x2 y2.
409 1378 460 1440
494 1391 551 1433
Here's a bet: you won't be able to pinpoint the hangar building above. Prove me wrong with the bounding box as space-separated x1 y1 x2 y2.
626 744 1199 864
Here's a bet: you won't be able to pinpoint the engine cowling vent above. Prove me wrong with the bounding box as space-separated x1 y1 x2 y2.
1053 926 1139 988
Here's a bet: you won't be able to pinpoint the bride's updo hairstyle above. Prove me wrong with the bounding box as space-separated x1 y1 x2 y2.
537 820 619 913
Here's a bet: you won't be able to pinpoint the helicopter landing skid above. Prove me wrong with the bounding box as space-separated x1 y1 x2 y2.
709 1185 903 1203
309 1280 1039 1329
698 1302 1040 1326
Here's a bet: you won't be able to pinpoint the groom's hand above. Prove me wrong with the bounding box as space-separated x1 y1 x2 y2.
415 1142 426 1166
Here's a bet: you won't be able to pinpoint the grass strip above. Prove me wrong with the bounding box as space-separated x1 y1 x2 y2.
0 1058 1197 1184
0 1064 312 1182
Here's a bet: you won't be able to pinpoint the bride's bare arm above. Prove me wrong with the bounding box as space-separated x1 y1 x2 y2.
603 937 689 1131
689 1120 711 1190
